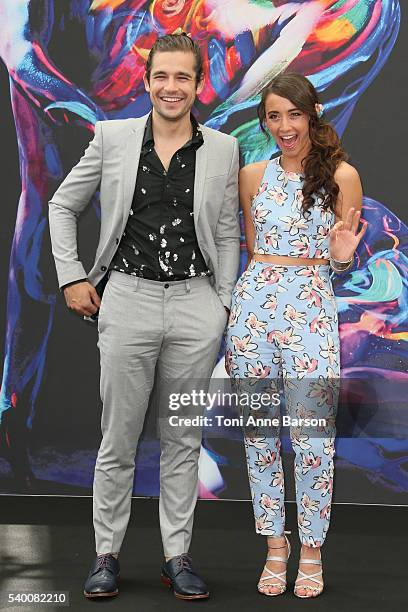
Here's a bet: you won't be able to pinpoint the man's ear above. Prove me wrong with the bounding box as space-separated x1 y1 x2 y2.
143 72 150 93
196 73 205 96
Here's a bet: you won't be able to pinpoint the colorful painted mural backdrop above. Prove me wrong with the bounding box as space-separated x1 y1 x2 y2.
0 1 406 501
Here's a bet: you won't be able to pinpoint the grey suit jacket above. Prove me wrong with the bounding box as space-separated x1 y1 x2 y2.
48 114 240 309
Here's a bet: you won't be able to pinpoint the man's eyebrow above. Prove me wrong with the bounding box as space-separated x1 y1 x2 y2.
151 70 193 78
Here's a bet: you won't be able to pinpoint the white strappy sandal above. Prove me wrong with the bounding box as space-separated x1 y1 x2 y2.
294 557 324 598
257 535 291 596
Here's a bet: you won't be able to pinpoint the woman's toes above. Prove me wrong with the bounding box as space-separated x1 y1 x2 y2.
259 583 282 595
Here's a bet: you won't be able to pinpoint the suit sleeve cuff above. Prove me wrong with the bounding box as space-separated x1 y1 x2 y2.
60 278 88 291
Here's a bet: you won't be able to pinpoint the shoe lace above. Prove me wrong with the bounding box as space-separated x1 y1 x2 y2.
177 554 192 572
96 554 114 570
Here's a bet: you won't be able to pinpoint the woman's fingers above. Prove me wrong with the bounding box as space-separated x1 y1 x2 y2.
356 219 368 241
331 213 367 257
344 207 355 231
338 210 366 237
329 221 343 237
351 209 361 234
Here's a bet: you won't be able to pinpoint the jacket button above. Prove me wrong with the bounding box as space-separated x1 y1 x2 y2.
164 283 169 289
115 238 119 244
101 266 107 271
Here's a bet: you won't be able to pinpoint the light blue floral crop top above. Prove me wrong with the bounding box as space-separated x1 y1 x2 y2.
251 157 335 259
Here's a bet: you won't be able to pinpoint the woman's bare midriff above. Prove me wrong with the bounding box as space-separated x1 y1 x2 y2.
252 254 329 266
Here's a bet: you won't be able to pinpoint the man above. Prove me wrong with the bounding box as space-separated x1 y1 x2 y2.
48 33 239 600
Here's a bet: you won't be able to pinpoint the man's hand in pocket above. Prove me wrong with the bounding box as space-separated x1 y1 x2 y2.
63 281 101 317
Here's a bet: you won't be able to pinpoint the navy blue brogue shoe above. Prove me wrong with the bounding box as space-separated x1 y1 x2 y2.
161 553 209 600
83 554 120 598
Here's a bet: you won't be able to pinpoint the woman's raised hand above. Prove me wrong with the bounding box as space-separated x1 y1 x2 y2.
329 207 367 262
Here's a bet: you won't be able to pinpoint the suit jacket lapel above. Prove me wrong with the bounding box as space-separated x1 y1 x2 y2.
193 126 208 222
121 115 149 230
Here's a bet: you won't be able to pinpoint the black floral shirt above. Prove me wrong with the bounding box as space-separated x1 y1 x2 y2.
110 113 211 281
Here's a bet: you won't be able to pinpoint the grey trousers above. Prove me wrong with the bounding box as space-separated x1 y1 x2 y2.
94 271 227 557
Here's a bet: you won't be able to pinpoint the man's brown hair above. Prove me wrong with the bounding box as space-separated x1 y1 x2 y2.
145 33 203 84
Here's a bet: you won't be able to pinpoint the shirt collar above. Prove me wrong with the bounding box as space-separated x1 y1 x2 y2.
142 112 203 152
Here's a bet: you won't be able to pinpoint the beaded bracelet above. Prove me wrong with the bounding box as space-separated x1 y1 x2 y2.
330 256 353 273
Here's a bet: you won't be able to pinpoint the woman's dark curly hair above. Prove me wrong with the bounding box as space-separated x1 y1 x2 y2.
257 73 347 214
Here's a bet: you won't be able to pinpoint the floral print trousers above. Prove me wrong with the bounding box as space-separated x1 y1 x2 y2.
225 262 339 547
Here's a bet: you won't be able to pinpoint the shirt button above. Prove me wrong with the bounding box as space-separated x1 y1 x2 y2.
101 266 107 271
164 283 169 289
115 238 119 244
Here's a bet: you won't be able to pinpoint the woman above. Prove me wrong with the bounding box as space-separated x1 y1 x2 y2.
225 73 366 598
